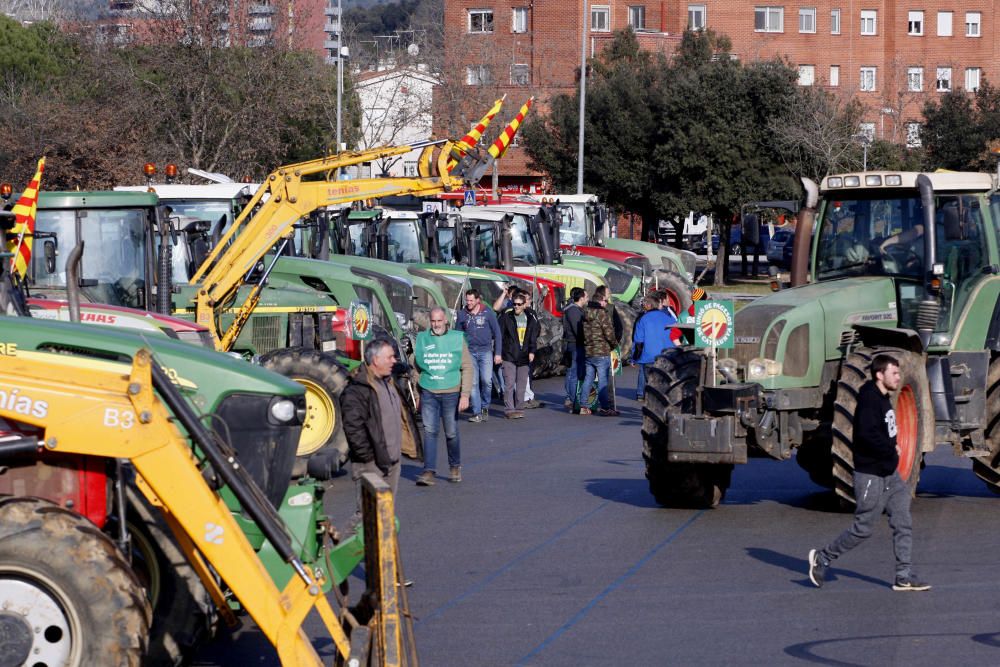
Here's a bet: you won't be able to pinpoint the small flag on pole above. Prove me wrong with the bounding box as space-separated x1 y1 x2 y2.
7 157 45 281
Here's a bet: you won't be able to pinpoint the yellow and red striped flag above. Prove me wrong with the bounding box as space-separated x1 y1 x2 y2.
447 95 506 171
488 97 534 160
7 157 45 280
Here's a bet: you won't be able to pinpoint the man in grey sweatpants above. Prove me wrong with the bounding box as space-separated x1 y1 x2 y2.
808 354 930 591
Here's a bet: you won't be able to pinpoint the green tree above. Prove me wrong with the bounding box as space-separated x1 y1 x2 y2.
921 90 983 170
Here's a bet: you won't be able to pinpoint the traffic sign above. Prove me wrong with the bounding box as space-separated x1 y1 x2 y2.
463 190 476 206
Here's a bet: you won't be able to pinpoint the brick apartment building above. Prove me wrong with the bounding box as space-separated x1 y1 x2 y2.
442 0 1000 185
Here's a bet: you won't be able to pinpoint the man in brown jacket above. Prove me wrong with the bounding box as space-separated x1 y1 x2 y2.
579 285 619 416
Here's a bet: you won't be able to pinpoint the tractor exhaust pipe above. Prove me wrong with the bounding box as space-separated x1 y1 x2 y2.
915 174 939 347
66 240 84 323
790 178 818 287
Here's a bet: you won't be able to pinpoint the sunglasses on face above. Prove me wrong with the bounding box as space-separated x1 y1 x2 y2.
514 302 526 306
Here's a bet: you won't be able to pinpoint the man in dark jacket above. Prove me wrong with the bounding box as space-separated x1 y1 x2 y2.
562 286 588 411
342 338 406 527
808 354 930 591
580 285 619 416
498 292 541 418
455 288 502 423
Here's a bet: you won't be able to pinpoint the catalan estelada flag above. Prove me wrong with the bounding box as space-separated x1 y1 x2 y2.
488 97 534 160
7 157 45 280
447 96 505 171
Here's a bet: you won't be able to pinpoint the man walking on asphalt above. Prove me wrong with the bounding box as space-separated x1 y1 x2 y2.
413 307 473 485
580 286 619 416
632 293 676 404
808 354 930 591
562 287 588 412
342 338 407 526
455 288 502 423
498 291 540 419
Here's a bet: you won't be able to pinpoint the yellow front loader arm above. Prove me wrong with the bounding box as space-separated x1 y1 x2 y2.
0 348 408 665
190 140 471 350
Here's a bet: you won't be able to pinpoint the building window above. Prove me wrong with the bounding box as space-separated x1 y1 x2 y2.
966 67 981 92
966 12 981 37
937 11 953 36
688 4 706 31
628 5 646 30
754 6 783 33
591 5 610 31
510 63 530 86
858 122 875 141
798 65 815 86
907 10 923 35
860 66 876 91
466 65 492 85
905 123 921 148
830 8 840 34
468 9 494 33
829 65 839 87
403 161 418 177
799 8 815 33
907 67 923 91
860 10 876 35
512 7 528 33
936 67 951 91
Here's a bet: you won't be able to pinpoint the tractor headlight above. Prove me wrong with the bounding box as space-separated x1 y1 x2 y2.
269 398 297 423
747 358 782 379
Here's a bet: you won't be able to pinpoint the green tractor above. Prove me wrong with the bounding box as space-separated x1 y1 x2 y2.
642 171 1000 507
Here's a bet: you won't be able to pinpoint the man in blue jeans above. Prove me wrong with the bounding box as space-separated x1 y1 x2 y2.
455 288 502 423
412 307 473 486
562 287 588 411
579 286 619 416
808 354 930 591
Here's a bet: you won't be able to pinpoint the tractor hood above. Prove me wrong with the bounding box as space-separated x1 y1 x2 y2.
725 276 898 389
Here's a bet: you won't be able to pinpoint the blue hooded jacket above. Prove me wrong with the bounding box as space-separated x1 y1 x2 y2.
632 308 676 364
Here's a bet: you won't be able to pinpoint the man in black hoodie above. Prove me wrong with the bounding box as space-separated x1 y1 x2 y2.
808 354 930 591
562 287 588 411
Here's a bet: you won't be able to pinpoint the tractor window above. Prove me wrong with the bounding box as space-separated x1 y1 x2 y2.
161 199 233 236
559 204 588 245
413 286 437 308
386 221 422 263
509 217 539 264
32 208 148 310
475 227 499 268
437 228 458 263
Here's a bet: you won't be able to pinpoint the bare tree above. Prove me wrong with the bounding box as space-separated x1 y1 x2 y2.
769 85 864 182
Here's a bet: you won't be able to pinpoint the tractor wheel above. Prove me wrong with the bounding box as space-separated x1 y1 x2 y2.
125 485 215 666
651 270 695 317
972 353 1000 493
611 300 637 362
532 309 564 378
641 348 732 508
261 347 350 477
831 347 932 507
0 497 150 666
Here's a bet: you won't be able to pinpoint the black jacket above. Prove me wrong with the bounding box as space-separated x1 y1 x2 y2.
852 381 898 476
562 302 585 348
341 366 400 474
498 307 541 366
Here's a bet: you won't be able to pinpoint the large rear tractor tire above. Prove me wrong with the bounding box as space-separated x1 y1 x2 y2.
125 486 215 666
831 347 932 507
0 497 150 666
261 348 350 477
972 353 1000 493
532 309 565 378
651 270 695 318
612 300 638 362
641 348 732 508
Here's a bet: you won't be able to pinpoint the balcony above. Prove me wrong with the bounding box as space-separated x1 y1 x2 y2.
324 39 341 51
325 21 340 33
249 4 276 15
250 17 273 31
325 5 341 18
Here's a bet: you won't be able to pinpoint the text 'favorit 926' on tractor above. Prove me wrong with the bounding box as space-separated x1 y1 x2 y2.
642 170 1000 508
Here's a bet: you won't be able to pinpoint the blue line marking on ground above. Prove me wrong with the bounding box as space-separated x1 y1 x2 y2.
516 510 706 665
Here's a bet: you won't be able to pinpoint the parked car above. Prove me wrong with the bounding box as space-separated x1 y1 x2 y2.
766 229 794 268
711 226 772 256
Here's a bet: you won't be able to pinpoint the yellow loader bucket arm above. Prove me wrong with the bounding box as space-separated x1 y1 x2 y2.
0 348 407 665
189 139 470 350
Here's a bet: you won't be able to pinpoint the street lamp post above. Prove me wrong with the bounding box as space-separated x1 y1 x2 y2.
576 0 588 194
